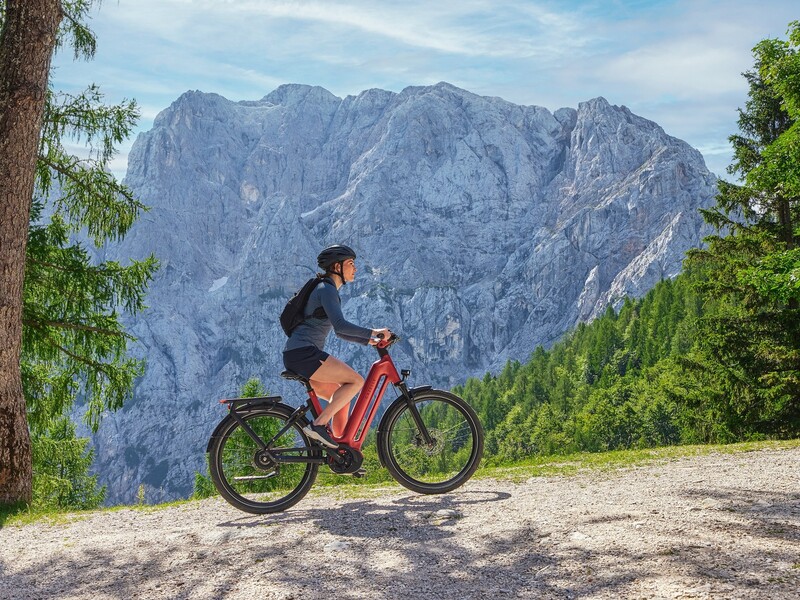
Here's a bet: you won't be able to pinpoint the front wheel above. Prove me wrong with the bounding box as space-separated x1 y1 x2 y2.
208 404 319 514
377 390 483 494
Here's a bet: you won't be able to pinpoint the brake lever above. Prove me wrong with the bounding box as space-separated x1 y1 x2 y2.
375 333 400 349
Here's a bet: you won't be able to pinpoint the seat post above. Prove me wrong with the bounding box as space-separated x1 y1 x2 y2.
281 369 322 416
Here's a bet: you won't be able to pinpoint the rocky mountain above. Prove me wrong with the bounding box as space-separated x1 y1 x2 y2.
89 82 717 504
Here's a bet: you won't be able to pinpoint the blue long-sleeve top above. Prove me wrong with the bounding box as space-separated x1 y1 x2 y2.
283 280 373 352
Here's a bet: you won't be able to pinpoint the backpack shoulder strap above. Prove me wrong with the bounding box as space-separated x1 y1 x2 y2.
309 276 335 319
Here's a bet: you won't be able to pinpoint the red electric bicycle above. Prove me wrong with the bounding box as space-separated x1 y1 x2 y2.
206 334 484 514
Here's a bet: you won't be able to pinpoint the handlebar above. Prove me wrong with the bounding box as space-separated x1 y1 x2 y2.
375 333 400 350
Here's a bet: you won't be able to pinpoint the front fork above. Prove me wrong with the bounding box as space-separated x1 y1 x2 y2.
394 381 435 446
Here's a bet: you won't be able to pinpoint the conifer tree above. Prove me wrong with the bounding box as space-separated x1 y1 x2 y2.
685 21 800 436
31 415 105 509
1 0 158 508
0 0 63 507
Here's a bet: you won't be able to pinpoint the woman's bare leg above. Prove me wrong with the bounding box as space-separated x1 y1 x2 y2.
309 380 348 437
331 407 349 438
310 381 340 403
309 355 364 433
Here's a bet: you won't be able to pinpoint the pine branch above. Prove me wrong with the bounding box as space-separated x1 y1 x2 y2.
39 152 137 205
22 318 128 338
47 338 117 380
27 256 124 276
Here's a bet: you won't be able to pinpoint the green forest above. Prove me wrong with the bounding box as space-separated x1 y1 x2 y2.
197 22 800 498
457 22 800 463
456 270 796 465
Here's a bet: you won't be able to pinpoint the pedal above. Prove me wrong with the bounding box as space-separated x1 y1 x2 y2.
352 468 367 478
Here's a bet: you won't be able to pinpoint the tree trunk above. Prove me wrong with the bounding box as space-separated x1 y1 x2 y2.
0 0 62 505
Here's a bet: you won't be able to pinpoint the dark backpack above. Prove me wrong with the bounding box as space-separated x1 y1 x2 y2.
279 276 333 336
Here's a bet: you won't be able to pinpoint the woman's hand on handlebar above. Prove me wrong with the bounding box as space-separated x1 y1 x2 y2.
369 328 392 345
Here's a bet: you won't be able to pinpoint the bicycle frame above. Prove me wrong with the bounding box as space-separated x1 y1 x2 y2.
307 344 401 450
214 337 433 464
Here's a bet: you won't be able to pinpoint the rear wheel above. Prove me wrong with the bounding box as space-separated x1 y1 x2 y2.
208 404 319 514
378 390 483 494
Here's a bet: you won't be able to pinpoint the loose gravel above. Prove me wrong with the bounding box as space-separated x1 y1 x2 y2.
1 446 799 599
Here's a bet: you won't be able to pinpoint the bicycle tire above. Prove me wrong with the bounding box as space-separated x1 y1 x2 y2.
208 404 319 514
377 389 483 494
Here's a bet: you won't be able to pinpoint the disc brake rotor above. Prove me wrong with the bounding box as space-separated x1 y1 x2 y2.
416 429 445 456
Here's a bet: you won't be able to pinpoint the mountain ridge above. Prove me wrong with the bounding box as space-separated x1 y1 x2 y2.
88 81 717 503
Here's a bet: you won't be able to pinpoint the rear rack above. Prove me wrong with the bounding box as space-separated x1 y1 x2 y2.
220 395 282 409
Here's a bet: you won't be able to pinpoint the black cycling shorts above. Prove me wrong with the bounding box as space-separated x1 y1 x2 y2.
283 346 330 379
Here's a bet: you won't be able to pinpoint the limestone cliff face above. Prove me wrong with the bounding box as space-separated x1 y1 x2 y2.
92 83 717 503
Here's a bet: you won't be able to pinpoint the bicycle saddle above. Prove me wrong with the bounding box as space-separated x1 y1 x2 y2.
280 369 309 383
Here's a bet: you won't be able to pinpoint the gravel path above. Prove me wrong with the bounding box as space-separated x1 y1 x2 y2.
1 446 799 599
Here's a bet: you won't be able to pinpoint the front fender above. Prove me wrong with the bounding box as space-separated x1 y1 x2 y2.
408 385 433 395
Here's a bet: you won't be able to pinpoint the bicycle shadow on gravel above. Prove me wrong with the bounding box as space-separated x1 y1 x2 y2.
272 489 798 599
0 518 726 600
214 488 511 533
206 496 666 599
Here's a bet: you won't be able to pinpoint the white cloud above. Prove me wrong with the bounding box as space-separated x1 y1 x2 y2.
599 37 749 98
100 0 593 59
49 0 799 181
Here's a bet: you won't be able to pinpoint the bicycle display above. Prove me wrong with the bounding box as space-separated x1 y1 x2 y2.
206 334 484 514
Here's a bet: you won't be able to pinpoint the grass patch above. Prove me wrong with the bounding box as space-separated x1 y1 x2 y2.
104 497 195 515
476 438 800 483
1 496 200 528
4 438 798 526
0 503 89 528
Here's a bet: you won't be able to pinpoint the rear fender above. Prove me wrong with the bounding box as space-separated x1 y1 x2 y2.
205 396 286 453
206 415 235 453
220 395 282 410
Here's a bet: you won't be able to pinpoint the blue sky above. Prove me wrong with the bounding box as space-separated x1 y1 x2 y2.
51 0 798 180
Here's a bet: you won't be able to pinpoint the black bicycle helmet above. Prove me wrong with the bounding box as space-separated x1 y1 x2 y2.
317 245 357 270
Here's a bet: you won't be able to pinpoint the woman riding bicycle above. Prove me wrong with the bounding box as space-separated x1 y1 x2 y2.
283 245 392 449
